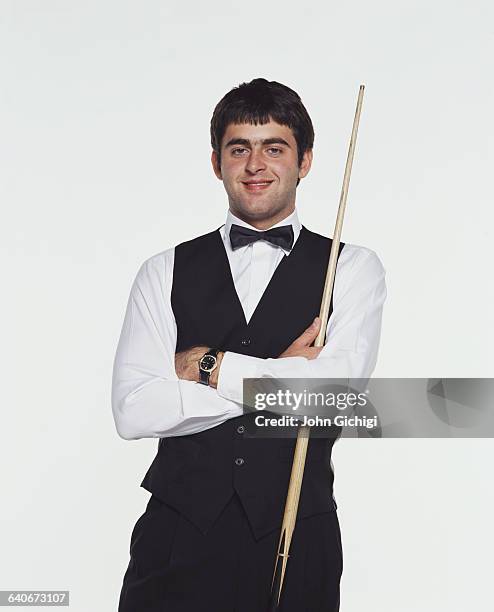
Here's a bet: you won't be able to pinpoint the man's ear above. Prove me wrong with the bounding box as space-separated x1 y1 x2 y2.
298 148 313 180
211 150 222 180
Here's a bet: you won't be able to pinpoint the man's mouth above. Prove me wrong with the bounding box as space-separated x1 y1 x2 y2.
241 180 274 192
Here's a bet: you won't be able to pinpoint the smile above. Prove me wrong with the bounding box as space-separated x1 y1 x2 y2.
242 181 274 192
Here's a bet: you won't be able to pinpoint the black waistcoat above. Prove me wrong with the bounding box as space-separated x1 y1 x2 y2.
141 225 345 539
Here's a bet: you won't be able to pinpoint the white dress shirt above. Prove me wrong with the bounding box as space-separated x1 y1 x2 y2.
111 209 387 440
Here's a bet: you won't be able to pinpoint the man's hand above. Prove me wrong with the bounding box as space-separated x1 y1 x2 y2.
175 317 322 386
175 346 224 388
278 317 324 360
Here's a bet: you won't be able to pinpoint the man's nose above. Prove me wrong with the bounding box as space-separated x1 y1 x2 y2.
245 149 266 173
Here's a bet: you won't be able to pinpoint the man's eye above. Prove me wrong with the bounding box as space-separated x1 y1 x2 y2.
267 147 282 155
231 148 248 155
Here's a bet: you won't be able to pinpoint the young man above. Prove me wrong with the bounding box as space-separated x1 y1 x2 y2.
112 78 386 611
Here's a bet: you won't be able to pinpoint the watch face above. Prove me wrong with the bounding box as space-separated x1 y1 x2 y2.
200 354 217 372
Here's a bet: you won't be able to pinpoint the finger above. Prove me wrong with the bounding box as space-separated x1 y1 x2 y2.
292 317 321 347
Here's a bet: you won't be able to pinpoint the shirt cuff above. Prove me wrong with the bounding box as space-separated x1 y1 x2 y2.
179 378 243 420
216 351 264 404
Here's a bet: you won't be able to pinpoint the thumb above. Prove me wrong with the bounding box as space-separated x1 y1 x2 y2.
294 317 321 347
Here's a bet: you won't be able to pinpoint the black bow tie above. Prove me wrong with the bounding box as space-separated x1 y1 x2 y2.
229 223 294 251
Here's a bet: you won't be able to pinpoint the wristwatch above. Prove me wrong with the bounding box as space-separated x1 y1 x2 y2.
198 348 220 386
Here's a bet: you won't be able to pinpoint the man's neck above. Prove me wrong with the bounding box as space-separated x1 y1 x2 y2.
229 207 296 231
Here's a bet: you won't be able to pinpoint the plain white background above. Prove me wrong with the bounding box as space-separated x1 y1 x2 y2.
1 1 493 610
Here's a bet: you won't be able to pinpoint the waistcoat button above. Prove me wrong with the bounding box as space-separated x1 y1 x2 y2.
240 338 251 346
235 457 245 466
237 425 245 434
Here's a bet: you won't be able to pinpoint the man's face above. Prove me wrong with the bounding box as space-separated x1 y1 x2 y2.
211 119 312 229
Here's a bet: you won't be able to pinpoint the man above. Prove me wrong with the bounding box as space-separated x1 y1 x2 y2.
112 77 386 611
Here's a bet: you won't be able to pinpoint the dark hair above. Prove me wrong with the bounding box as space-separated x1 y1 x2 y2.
210 78 314 169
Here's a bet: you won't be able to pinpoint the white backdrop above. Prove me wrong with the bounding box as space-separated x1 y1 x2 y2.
1 1 493 610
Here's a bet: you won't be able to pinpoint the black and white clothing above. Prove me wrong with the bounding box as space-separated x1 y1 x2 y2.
113 209 386 611
112 209 386 439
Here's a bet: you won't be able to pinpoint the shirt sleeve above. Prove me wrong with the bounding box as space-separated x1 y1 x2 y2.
111 250 243 440
216 246 387 405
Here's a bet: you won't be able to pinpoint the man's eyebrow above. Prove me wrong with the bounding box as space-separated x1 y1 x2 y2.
224 137 291 148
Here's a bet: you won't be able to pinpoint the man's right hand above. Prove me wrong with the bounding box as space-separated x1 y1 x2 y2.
278 317 324 360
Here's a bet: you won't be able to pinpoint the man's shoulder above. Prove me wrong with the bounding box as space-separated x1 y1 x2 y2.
302 226 382 265
139 227 223 270
341 241 381 260
174 227 223 254
138 246 173 272
339 242 386 279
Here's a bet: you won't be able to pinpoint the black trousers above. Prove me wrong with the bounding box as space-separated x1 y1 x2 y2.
118 492 342 612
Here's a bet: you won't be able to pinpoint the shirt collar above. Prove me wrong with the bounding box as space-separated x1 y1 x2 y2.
222 208 302 255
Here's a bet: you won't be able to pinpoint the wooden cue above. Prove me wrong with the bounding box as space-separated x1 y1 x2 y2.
269 85 365 609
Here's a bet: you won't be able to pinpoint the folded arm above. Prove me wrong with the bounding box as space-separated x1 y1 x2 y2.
215 247 387 404
111 250 243 440
112 245 386 440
